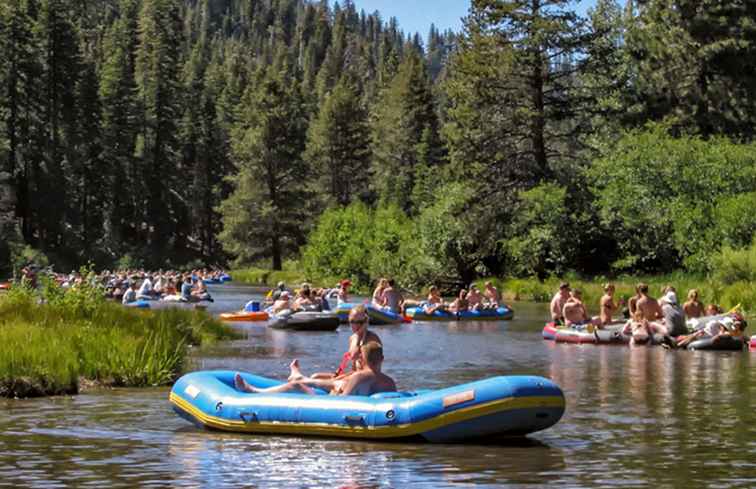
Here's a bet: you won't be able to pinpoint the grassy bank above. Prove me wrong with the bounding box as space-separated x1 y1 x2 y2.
479 273 754 314
0 283 239 398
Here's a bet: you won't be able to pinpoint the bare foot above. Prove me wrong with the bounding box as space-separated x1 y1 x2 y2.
288 359 304 382
234 373 256 393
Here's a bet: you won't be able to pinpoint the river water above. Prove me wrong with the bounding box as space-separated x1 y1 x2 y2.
1 284 755 488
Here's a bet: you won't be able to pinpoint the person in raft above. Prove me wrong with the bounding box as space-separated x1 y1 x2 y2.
269 291 293 314
683 289 705 319
295 305 382 381
422 285 446 315
484 281 501 308
659 288 687 337
466 285 484 311
599 283 623 326
448 289 469 314
672 314 748 349
562 289 601 329
371 278 388 307
336 279 351 304
122 281 138 305
234 342 396 396
381 279 404 314
635 283 667 335
550 282 571 324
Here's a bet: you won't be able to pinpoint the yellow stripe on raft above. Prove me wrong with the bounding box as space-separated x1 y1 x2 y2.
170 392 564 438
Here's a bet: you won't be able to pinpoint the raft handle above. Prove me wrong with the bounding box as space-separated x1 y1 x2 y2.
240 411 259 424
344 415 366 426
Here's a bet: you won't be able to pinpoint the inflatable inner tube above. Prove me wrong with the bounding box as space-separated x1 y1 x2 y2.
687 335 746 351
408 306 514 322
269 311 340 331
124 300 151 309
334 303 404 325
170 370 566 442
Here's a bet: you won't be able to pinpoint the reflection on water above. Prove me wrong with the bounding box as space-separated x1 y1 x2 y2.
1 286 755 488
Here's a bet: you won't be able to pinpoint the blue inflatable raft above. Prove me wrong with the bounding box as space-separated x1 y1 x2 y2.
124 299 151 309
169 371 565 442
334 302 405 325
406 305 514 321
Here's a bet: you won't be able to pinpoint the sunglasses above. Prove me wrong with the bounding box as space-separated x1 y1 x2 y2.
349 318 368 326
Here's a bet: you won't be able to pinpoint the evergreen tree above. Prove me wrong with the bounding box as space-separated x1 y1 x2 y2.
219 59 309 270
34 0 81 251
304 73 371 206
99 0 140 252
371 50 441 213
626 0 756 139
135 0 184 258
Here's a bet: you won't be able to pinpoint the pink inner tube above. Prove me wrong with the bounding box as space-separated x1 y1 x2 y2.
750 336 756 350
554 327 597 344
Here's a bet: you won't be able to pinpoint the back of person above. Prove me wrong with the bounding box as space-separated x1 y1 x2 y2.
180 280 192 300
662 303 686 336
383 281 402 313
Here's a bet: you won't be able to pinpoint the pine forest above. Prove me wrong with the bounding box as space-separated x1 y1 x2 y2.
1 0 755 289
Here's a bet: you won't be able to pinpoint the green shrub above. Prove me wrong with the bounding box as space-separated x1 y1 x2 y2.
712 241 756 283
590 124 756 273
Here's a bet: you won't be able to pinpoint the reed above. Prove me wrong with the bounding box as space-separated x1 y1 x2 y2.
0 283 239 398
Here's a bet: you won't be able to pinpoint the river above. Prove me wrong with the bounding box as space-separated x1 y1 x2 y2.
1 284 754 488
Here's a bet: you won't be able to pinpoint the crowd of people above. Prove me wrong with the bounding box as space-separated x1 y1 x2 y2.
12 265 225 305
346 278 503 316
550 281 748 347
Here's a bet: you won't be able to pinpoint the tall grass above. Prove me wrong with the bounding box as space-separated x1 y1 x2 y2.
482 272 753 316
0 283 239 398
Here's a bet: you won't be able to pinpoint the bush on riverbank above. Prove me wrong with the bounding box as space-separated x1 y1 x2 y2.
0 282 238 398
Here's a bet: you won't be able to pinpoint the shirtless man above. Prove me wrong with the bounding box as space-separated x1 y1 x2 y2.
466 285 484 311
550 282 570 324
599 283 622 325
270 291 293 314
636 283 667 335
234 342 396 396
683 289 704 318
484 281 501 308
562 289 600 328
423 285 445 314
381 279 403 314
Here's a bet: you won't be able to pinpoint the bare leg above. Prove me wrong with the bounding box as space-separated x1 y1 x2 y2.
235 373 319 395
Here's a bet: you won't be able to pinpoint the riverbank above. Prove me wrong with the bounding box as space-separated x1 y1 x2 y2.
0 285 239 398
231 266 754 314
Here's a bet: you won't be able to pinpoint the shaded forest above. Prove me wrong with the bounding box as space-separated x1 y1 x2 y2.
1 0 755 286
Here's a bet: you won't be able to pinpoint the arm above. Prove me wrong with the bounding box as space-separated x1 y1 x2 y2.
338 371 369 396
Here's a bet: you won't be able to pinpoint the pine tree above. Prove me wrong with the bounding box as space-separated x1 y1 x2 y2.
626 0 756 139
99 0 140 252
0 0 40 244
371 50 441 213
135 0 184 258
34 0 81 250
219 58 310 270
304 73 371 206
449 0 597 183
